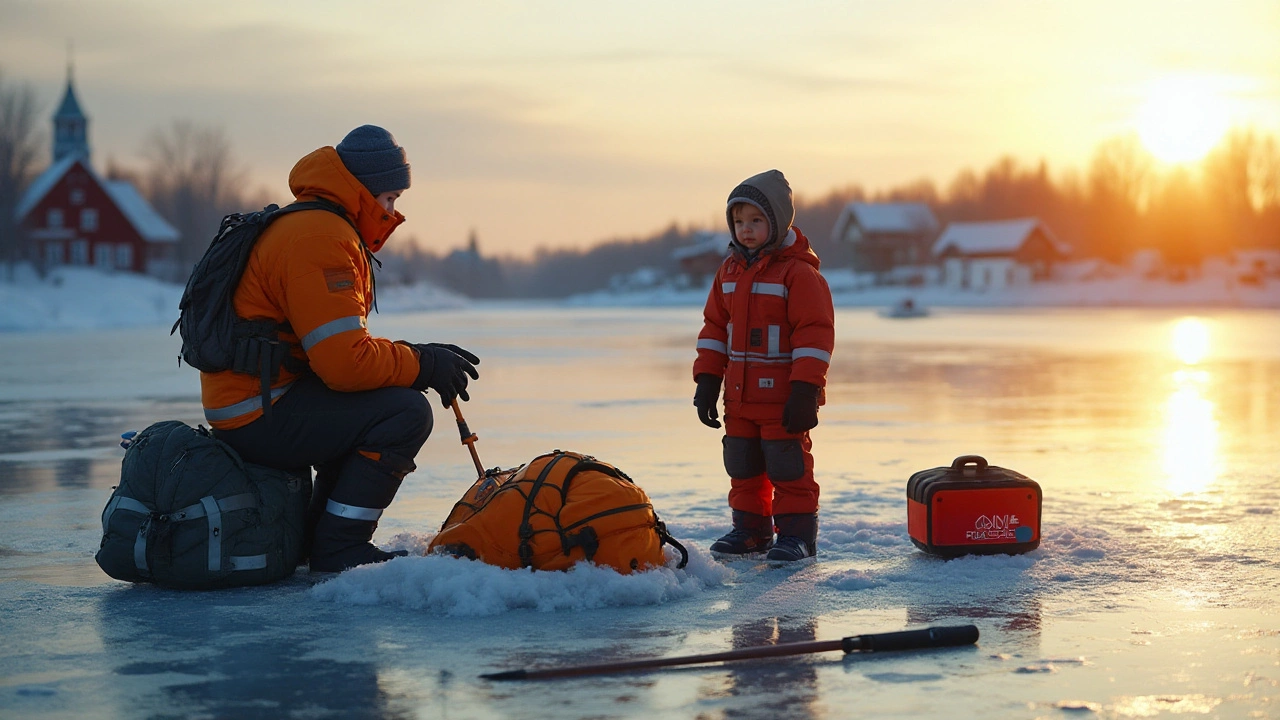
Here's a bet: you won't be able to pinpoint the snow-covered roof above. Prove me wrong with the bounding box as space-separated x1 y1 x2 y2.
832 202 939 243
672 232 730 261
14 155 78 220
103 180 179 243
14 156 179 243
932 218 1067 257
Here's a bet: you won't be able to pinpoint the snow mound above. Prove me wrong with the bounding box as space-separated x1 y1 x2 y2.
308 534 732 615
0 264 467 333
0 266 183 331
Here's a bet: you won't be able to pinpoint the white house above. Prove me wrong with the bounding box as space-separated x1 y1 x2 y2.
830 202 940 281
1233 248 1280 281
933 218 1068 291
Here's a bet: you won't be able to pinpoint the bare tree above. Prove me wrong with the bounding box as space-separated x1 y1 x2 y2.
1202 129 1280 249
0 70 43 279
1085 136 1154 263
143 120 248 269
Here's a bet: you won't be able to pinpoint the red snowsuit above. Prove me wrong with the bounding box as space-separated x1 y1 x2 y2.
693 227 835 516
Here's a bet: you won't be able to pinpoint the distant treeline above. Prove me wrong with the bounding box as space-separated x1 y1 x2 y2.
382 129 1280 298
4 62 1275 296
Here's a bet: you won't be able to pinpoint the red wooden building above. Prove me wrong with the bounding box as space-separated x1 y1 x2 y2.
15 73 179 277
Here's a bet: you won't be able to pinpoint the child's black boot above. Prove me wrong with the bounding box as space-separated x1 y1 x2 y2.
766 513 818 563
709 510 774 558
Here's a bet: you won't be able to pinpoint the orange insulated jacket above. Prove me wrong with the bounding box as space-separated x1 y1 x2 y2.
693 227 835 414
199 147 420 429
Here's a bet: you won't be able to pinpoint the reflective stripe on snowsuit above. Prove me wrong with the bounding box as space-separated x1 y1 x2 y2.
693 226 833 517
692 227 835 410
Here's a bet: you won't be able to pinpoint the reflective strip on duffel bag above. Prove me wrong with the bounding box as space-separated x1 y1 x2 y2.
100 492 266 575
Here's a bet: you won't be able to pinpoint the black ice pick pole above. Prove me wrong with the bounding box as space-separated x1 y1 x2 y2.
480 624 978 681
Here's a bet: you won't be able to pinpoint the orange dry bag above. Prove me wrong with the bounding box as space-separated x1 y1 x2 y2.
428 450 688 573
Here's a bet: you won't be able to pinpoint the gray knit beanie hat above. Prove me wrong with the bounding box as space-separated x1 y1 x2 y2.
726 169 794 247
335 125 411 196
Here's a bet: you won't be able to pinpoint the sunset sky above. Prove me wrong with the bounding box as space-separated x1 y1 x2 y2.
2 0 1278 256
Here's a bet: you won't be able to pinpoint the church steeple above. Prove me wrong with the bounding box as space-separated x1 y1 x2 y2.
53 54 90 163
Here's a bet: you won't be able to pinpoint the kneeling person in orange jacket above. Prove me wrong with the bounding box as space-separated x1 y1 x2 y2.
692 169 835 563
206 125 479 572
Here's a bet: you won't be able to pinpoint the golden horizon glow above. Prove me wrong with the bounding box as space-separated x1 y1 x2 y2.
1136 75 1232 164
3 1 1278 255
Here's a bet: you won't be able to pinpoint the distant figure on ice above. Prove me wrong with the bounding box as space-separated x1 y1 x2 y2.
203 125 480 572
692 169 835 563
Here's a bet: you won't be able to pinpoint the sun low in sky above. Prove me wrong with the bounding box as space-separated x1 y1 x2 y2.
1135 74 1234 164
1 0 1278 255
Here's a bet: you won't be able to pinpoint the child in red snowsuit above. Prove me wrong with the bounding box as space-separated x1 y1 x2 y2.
692 169 835 563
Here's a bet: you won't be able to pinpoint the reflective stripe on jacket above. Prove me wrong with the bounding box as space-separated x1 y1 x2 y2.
199 147 420 429
693 227 835 410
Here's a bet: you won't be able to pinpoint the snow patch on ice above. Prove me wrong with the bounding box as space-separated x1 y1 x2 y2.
309 534 731 615
826 569 884 591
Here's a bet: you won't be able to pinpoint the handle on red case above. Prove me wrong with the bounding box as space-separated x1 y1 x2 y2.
952 455 988 476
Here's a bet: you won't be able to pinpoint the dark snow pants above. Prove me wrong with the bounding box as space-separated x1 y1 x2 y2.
214 373 433 556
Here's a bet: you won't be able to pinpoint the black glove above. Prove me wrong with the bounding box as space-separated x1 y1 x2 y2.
693 373 723 429
411 343 480 406
781 381 820 434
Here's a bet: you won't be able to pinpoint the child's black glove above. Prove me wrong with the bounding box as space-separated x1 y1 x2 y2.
782 381 820 434
693 373 723 429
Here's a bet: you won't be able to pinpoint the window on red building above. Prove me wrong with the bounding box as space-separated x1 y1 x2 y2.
94 243 113 269
70 240 88 265
45 242 64 267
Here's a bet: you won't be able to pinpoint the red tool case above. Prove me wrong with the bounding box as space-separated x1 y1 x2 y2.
907 455 1041 557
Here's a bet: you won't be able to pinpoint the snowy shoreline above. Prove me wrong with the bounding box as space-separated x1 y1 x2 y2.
1 264 1276 334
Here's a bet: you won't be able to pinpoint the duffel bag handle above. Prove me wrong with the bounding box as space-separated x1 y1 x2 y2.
951 455 988 477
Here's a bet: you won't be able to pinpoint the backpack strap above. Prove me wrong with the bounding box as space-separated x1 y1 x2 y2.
561 461 690 570
517 453 571 568
655 518 689 569
234 198 354 423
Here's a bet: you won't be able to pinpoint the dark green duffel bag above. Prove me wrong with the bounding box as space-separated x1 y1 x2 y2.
96 420 309 589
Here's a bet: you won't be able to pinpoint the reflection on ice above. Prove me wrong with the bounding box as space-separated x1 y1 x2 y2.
1170 316 1210 365
1162 370 1219 495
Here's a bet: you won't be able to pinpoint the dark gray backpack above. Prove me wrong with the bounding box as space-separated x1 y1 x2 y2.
96 421 309 589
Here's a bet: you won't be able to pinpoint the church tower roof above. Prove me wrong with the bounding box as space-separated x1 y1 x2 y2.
54 78 86 119
52 59 90 163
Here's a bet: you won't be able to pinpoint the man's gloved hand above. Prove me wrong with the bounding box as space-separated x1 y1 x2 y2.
781 381 820 434
410 343 480 407
693 373 723 429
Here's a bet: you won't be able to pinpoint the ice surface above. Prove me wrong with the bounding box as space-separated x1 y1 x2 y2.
1 303 1278 719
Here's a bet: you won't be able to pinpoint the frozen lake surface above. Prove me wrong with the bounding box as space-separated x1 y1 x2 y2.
1 306 1278 719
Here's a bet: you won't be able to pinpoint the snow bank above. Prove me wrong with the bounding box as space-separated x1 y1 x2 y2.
0 264 467 333
0 265 183 332
309 533 732 615
569 266 1280 308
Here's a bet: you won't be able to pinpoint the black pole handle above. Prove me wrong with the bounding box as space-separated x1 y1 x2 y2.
843 625 979 653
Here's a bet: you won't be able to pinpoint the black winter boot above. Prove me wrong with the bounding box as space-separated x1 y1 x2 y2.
766 513 818 563
309 453 413 573
709 510 775 558
301 462 338 565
